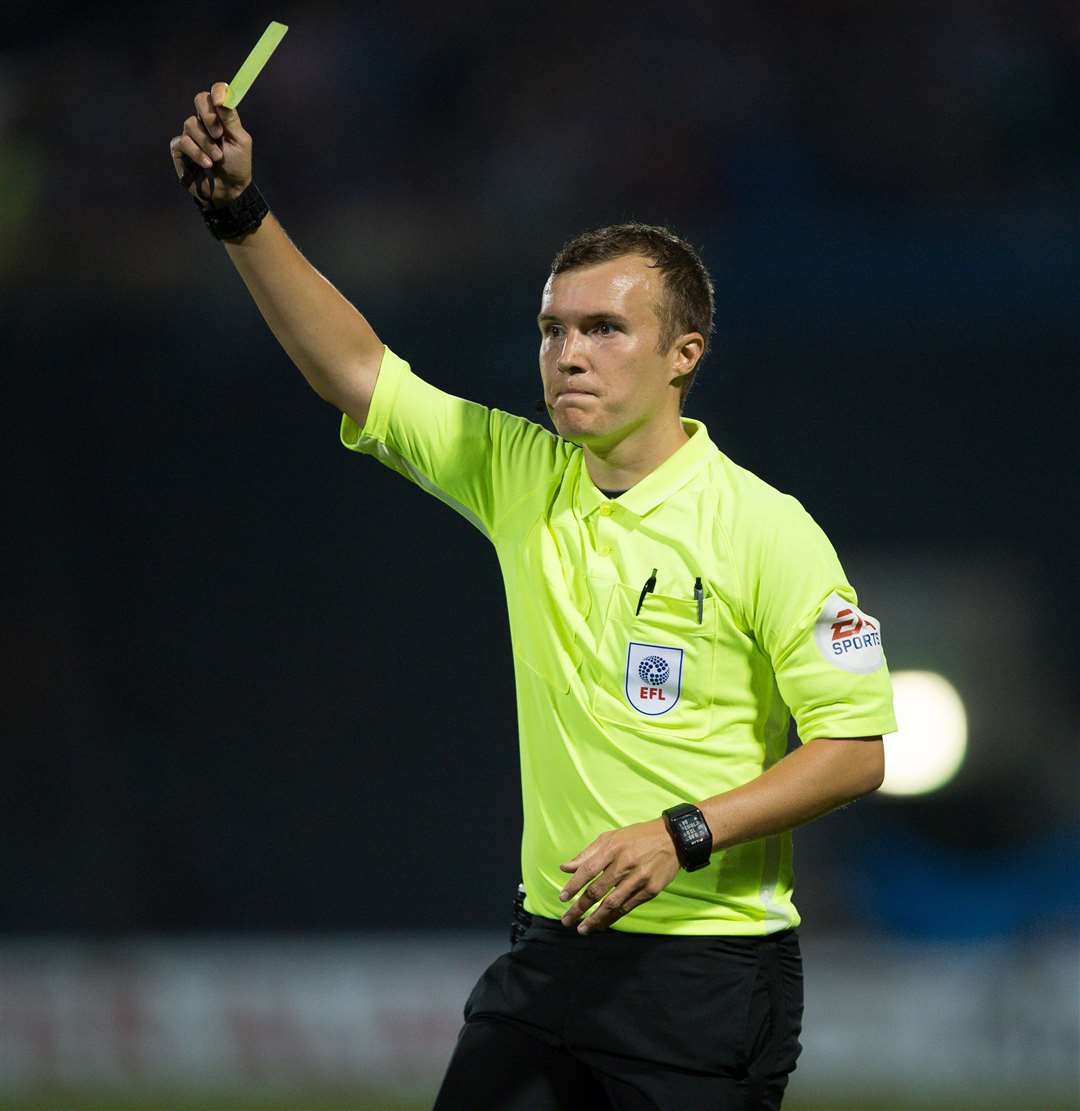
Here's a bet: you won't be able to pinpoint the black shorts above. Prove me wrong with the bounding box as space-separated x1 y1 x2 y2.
433 908 804 1110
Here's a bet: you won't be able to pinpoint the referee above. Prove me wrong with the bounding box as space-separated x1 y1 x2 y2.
172 83 897 1110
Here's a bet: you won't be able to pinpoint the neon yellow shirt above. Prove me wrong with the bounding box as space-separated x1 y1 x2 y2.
341 347 897 935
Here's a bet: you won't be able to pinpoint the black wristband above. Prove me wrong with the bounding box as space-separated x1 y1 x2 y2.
194 180 269 241
662 803 713 872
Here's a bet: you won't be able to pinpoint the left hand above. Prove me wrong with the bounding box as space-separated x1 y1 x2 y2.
558 818 681 934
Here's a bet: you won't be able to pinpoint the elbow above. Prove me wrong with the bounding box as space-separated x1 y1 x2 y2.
808 735 886 803
859 742 886 796
834 737 886 799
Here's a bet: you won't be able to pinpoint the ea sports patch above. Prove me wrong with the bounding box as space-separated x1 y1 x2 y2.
625 642 683 716
813 592 885 674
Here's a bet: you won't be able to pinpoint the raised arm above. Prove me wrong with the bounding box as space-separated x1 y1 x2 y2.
169 82 380 426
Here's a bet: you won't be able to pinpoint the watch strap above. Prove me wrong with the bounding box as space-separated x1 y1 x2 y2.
194 180 269 241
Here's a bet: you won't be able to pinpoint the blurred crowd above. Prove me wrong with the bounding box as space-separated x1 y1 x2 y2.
2 1 1079 291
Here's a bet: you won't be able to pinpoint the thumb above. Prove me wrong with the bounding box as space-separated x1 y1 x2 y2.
210 81 243 131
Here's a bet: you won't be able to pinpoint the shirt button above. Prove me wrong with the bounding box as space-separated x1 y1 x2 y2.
600 504 613 516
599 545 612 557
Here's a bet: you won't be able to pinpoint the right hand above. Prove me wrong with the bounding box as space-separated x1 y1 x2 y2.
169 81 253 208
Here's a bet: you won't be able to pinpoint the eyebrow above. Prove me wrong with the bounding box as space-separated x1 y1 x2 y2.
536 311 632 327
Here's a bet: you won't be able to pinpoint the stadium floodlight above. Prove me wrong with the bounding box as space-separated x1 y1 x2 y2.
879 670 968 796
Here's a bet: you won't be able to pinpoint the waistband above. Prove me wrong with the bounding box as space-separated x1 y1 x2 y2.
525 914 799 944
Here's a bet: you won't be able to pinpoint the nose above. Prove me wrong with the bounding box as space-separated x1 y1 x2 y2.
556 329 587 375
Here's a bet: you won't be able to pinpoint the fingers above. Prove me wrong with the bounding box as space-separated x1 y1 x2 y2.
194 90 224 141
172 130 213 172
559 849 605 903
562 875 658 934
169 136 204 194
184 113 222 164
169 136 191 181
576 887 653 934
169 136 214 205
560 874 614 930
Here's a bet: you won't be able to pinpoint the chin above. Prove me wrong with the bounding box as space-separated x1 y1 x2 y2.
548 397 613 444
551 412 591 443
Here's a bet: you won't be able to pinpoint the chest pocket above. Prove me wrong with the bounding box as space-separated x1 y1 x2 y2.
590 581 717 740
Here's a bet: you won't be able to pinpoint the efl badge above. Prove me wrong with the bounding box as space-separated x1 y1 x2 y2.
813 592 885 674
625 642 683 716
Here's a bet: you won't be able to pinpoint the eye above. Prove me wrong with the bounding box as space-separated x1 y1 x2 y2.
593 321 616 336
543 323 564 338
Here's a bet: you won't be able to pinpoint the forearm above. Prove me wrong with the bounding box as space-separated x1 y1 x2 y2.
697 737 884 852
223 212 382 413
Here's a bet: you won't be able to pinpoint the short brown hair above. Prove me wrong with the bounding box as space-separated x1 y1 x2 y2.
550 222 715 412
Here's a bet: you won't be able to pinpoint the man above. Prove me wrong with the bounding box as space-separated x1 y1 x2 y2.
171 82 896 1109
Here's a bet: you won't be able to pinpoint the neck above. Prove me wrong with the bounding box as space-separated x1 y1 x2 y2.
582 417 691 492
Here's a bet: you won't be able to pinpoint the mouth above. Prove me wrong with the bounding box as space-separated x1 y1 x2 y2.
556 389 594 400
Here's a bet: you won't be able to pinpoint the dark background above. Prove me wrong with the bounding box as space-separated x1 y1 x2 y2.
2 0 1077 937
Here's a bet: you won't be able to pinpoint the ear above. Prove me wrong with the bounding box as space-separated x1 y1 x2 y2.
669 331 704 384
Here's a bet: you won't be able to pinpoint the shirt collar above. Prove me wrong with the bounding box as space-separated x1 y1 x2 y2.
574 418 718 520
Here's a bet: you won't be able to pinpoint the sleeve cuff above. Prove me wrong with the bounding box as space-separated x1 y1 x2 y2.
796 706 898 742
339 344 407 451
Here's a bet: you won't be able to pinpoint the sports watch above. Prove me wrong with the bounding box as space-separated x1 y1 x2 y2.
662 803 713 872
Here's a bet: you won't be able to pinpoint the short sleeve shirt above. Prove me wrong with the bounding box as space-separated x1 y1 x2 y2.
341 346 897 935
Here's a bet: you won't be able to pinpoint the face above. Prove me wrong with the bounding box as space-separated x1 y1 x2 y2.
537 254 701 447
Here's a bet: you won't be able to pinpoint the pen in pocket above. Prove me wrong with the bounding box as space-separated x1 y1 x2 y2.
635 568 658 616
634 571 704 625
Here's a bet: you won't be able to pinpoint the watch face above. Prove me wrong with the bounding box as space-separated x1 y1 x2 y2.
676 814 709 847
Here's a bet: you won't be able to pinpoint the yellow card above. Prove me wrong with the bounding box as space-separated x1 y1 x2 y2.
222 21 288 109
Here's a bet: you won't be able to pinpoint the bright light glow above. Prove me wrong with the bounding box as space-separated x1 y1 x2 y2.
880 670 968 796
